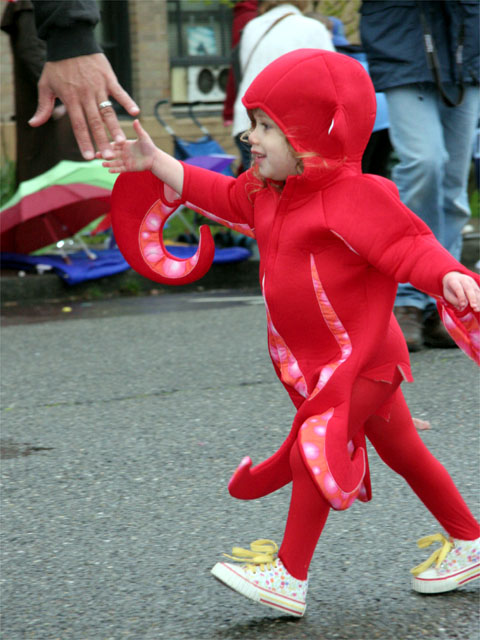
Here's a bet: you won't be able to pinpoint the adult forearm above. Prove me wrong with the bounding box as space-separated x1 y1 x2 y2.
31 0 102 61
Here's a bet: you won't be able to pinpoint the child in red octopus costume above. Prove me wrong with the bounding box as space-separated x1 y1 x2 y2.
104 50 480 617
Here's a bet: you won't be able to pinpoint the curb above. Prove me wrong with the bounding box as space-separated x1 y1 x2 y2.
1 259 262 307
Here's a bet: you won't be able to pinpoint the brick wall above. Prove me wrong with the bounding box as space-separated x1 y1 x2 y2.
128 0 170 117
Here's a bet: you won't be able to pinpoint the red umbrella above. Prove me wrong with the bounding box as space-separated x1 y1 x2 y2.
0 183 111 254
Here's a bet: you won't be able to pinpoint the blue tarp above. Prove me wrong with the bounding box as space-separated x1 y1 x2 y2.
1 245 251 286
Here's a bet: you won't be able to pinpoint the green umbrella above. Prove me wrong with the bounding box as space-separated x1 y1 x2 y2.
0 160 117 212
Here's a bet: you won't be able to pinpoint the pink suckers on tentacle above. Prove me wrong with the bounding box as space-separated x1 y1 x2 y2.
138 200 215 285
299 410 367 510
111 171 215 286
138 198 215 285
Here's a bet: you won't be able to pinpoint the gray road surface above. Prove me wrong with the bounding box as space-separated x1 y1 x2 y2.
1 292 479 640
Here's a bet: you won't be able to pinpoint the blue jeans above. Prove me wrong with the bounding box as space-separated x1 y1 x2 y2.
385 84 480 313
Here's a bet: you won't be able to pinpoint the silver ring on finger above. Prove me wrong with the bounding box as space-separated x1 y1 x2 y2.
98 100 113 110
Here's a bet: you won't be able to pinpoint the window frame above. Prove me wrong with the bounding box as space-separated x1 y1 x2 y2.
167 0 232 68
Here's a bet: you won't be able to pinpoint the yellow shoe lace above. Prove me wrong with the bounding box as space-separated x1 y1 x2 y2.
223 539 279 572
410 533 454 576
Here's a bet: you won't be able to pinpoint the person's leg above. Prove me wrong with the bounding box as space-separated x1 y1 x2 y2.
440 86 480 261
211 376 403 615
279 375 402 580
385 84 446 313
365 388 479 540
422 90 479 348
365 388 480 592
385 84 458 350
278 439 331 580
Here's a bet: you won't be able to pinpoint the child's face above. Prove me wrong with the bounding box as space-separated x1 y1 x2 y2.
248 110 298 181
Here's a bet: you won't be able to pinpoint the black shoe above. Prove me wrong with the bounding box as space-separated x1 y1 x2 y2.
393 306 423 352
423 310 457 348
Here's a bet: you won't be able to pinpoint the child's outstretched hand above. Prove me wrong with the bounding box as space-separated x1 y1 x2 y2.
101 119 158 174
442 271 480 312
100 119 184 194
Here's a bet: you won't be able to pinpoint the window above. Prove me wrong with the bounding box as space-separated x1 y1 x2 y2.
168 0 232 66
168 0 232 105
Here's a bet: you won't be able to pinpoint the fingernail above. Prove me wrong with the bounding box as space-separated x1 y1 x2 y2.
83 150 95 160
102 149 114 160
115 134 126 142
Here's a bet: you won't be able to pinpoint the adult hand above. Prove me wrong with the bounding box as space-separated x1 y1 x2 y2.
28 53 140 160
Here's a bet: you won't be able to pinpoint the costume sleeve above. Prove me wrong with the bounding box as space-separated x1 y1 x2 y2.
32 0 102 61
179 163 257 238
324 174 478 297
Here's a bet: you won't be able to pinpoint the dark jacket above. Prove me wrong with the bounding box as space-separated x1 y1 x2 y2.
1 0 83 185
360 0 479 93
31 0 101 61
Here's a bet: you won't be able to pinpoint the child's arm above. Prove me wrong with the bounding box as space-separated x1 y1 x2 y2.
103 118 257 238
443 271 480 312
101 119 184 195
324 177 480 303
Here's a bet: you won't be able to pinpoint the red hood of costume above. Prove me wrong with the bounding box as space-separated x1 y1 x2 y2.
242 49 377 180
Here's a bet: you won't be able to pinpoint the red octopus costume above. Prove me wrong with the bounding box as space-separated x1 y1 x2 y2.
112 50 480 576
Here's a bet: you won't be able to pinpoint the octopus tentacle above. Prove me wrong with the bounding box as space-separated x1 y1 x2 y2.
111 171 215 286
298 408 367 510
436 299 480 364
138 199 215 285
228 434 296 500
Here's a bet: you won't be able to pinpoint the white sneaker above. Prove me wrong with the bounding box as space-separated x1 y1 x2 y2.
211 539 307 616
411 533 480 594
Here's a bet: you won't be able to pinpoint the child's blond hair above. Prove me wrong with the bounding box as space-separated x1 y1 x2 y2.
242 109 329 193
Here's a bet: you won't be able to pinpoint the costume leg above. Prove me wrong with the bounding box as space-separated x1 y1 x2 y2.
279 375 401 580
278 439 331 580
365 388 480 541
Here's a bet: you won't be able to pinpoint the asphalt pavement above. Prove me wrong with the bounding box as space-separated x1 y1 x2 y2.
1 291 479 640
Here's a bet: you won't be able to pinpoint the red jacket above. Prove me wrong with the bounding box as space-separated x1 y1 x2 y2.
112 50 479 510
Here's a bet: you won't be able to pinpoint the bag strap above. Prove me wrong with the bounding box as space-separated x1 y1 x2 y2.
417 1 465 108
242 12 296 78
